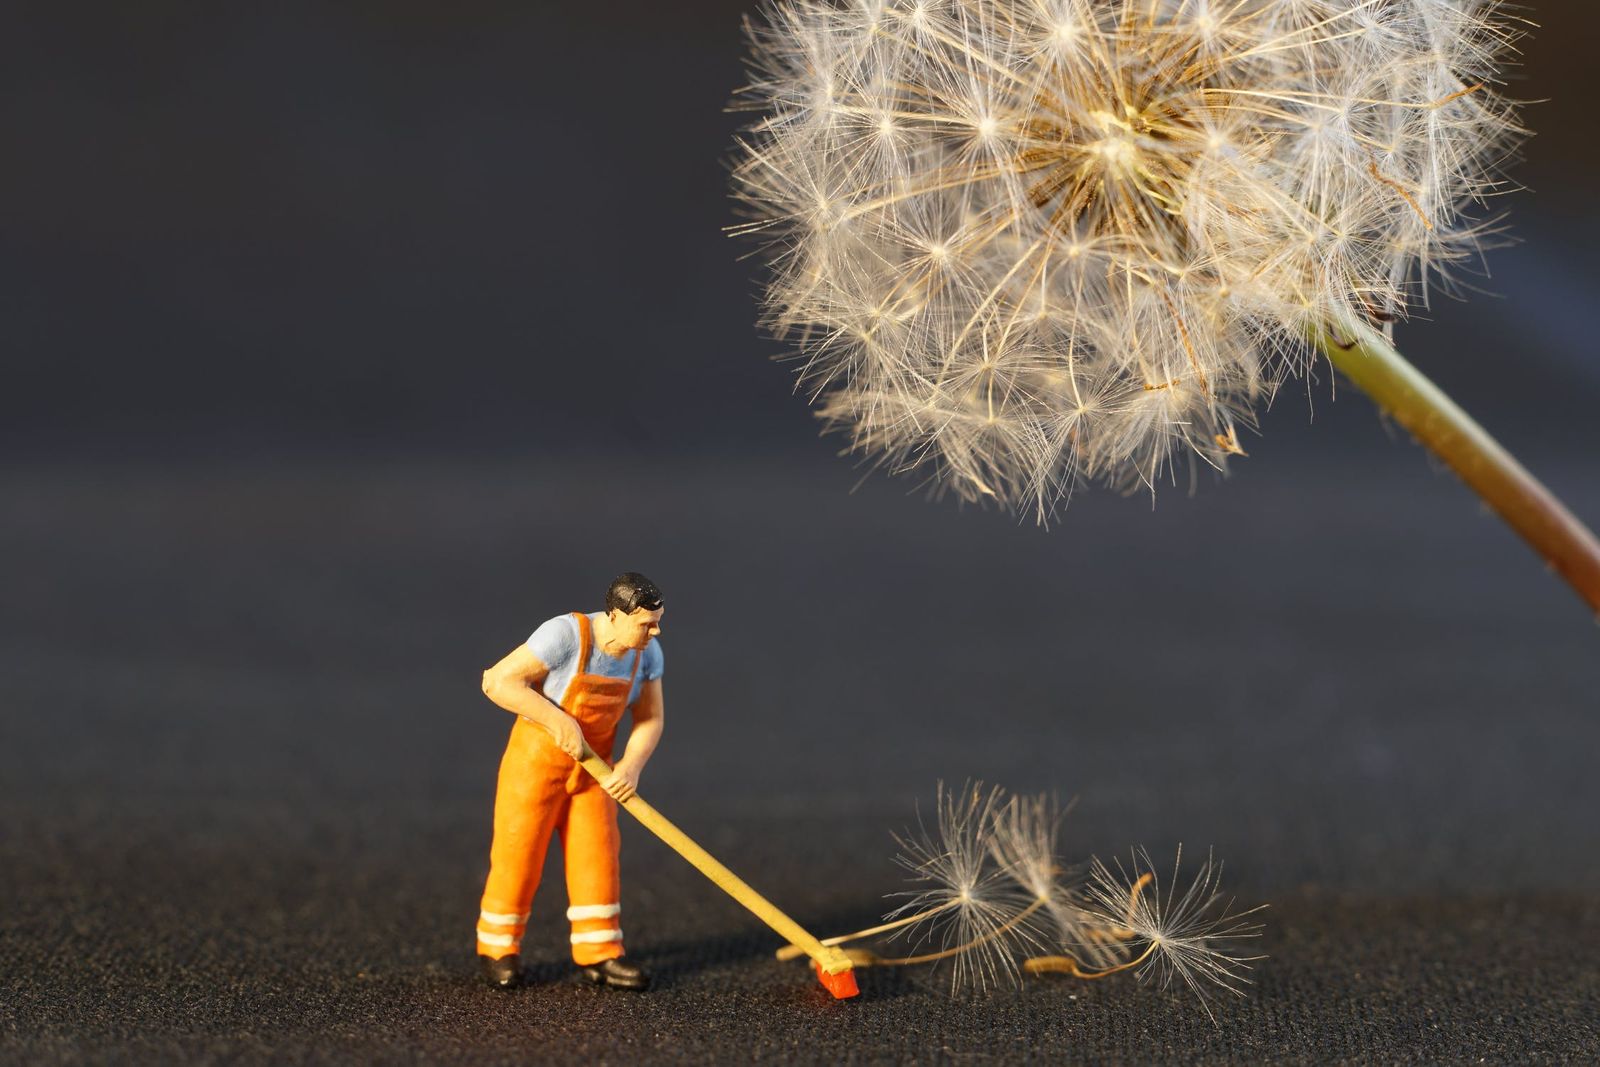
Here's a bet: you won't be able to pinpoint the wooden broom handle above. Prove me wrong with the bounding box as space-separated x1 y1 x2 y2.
577 745 852 976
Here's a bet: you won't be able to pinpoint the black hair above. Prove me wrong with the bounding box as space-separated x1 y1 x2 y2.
605 572 663 615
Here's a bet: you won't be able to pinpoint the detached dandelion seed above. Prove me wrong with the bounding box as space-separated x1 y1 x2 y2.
885 781 1048 993
988 792 1120 970
1075 846 1268 1023
733 0 1600 613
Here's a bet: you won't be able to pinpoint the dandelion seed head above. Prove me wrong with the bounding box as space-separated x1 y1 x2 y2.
732 0 1525 516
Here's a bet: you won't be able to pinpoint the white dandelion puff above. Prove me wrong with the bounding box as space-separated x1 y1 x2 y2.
731 0 1527 515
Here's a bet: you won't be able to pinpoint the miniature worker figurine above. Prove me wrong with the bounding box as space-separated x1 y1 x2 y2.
476 572 665 991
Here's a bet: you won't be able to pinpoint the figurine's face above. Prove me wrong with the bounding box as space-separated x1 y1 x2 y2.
609 605 663 649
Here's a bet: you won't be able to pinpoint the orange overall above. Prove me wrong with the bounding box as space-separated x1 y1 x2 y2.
476 612 641 965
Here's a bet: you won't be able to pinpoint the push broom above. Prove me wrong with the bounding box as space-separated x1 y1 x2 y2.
577 742 859 999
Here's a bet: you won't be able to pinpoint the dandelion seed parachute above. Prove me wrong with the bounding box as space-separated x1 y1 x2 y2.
1079 845 1267 1024
887 781 1050 993
731 0 1524 515
987 792 1121 969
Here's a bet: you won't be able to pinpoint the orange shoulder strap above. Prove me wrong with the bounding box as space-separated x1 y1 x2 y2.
571 611 592 672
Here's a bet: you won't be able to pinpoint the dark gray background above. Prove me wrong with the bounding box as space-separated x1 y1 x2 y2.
2 3 1597 1063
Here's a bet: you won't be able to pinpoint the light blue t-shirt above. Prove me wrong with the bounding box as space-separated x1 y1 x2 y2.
526 613 663 709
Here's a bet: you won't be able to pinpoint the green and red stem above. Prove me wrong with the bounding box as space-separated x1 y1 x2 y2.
1316 319 1600 619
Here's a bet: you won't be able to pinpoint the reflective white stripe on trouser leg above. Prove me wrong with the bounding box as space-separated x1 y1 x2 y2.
477 931 519 948
570 929 623 945
566 904 621 921
480 910 530 926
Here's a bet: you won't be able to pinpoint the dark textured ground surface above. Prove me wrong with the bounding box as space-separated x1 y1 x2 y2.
2 449 1598 1064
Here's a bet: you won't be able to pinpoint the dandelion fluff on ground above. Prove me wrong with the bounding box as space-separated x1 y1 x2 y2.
886 781 1048 993
732 0 1525 513
987 792 1122 969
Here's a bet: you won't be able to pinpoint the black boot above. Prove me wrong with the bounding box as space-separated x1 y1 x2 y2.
479 953 522 990
579 956 650 991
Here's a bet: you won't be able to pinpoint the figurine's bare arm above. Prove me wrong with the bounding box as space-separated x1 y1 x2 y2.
602 679 663 803
480 645 585 759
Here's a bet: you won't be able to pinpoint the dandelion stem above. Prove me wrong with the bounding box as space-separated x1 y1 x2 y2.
1023 939 1159 980
867 897 1046 967
1317 320 1600 618
772 899 961 961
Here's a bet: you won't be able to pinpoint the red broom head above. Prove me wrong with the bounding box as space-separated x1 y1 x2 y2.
814 960 859 999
